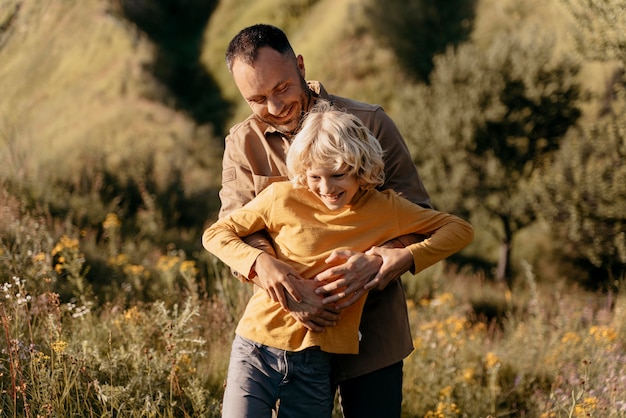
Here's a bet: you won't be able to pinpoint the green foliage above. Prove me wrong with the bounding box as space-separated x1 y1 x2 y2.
533 116 626 279
531 0 626 281
560 0 626 63
364 0 477 81
395 32 581 283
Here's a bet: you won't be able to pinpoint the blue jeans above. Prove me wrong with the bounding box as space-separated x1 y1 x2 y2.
222 335 334 418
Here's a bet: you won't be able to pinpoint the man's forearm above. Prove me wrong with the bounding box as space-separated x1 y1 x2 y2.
229 231 277 282
380 233 426 274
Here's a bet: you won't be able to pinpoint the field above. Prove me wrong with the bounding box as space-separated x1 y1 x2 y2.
2 204 625 416
1 0 625 416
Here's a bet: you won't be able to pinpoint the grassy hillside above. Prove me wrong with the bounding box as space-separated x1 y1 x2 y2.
1 0 598 187
0 0 221 198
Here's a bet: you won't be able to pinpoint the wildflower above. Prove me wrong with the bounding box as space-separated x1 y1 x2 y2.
33 351 50 365
461 367 475 383
102 213 122 230
108 253 129 267
51 235 79 257
124 306 142 322
425 401 461 418
32 252 47 263
51 340 68 354
444 315 467 337
430 292 455 307
179 260 198 278
561 331 582 344
485 351 500 370
574 396 598 417
589 325 617 344
71 304 91 319
439 385 454 400
157 255 181 272
123 264 147 277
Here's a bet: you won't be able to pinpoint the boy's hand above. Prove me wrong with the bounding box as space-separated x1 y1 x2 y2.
252 253 341 332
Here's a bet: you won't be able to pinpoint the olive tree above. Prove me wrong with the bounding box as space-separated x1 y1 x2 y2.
396 33 581 286
531 0 626 281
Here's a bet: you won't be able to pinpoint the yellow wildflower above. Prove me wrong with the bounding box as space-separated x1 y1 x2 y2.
589 325 617 344
102 213 122 230
51 340 68 354
33 351 50 365
108 253 129 267
51 235 79 256
124 306 142 322
561 332 581 344
439 385 454 399
574 396 598 417
157 255 181 272
461 367 475 383
123 264 147 277
179 260 198 277
485 352 500 369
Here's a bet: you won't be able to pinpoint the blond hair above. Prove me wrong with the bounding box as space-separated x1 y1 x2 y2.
287 101 385 189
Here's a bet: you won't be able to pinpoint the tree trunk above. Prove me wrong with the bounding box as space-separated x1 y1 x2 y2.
496 239 512 288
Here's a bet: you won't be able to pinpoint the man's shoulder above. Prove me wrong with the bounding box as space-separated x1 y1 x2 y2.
311 81 383 116
227 114 265 140
330 94 383 115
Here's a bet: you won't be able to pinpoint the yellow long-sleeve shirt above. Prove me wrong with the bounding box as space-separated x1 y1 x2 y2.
203 181 473 354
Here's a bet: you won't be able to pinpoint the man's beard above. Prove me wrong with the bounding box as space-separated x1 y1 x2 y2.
267 78 313 136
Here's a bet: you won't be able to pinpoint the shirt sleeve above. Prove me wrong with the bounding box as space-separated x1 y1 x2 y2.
218 132 258 219
203 186 276 277
389 193 474 273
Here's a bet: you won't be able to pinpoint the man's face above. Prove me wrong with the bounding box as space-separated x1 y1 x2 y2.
231 47 312 135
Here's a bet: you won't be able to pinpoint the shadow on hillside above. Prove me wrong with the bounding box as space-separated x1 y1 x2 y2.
365 0 477 82
110 0 232 135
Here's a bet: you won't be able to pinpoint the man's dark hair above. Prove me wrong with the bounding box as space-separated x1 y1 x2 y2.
226 24 296 72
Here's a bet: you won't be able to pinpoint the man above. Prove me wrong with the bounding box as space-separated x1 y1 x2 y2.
218 24 431 417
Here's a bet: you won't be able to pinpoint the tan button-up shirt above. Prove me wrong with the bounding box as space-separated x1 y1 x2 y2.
218 81 431 381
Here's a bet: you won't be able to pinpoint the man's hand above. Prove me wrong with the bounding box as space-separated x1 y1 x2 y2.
363 246 413 291
313 250 382 309
285 278 341 332
253 253 341 332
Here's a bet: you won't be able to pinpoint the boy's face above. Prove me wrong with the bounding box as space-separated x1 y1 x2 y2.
231 47 312 135
305 165 361 211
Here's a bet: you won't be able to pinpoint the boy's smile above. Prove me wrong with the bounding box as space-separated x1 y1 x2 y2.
306 165 361 210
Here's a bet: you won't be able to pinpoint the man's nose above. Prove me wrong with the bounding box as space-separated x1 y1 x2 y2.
267 96 283 116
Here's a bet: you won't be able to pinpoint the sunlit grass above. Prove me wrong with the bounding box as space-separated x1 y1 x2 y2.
0 197 234 417
1 189 625 417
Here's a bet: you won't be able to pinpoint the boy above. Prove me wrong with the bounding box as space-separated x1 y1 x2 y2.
203 102 474 417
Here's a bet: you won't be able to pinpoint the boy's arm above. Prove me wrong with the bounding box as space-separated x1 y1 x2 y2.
312 108 431 302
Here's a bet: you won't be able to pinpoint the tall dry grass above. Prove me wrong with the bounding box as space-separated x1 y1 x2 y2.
1 181 625 417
